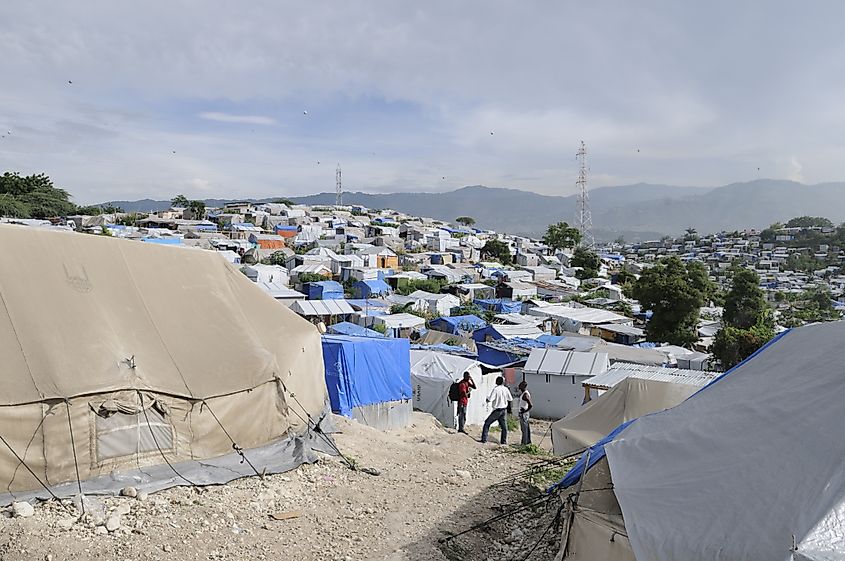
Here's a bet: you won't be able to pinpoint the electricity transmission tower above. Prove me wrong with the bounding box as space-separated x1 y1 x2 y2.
335 164 342 207
575 141 594 248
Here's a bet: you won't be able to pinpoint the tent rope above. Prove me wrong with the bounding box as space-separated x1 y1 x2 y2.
64 401 85 514
519 501 566 561
438 491 556 543
137 391 197 488
0 430 68 507
200 400 262 479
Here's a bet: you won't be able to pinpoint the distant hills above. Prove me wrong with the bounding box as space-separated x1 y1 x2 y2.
101 180 845 242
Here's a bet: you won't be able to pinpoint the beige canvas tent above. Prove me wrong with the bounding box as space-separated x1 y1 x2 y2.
0 225 328 503
550 377 699 457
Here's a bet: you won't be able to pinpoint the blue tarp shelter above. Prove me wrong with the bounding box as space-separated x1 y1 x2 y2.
306 280 344 300
327 322 385 338
352 279 392 299
429 315 487 335
141 238 181 245
321 335 412 417
474 298 522 314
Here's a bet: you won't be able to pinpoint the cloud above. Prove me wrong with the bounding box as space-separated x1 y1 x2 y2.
198 112 276 125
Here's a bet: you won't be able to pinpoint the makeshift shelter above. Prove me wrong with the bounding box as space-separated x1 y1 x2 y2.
327 321 385 338
554 321 845 561
0 225 328 504
551 377 699 457
370 313 426 338
473 323 544 342
582 363 716 401
429 315 487 336
409 350 494 429
306 280 344 300
352 278 392 299
321 335 412 430
521 349 609 420
289 299 354 324
474 298 522 314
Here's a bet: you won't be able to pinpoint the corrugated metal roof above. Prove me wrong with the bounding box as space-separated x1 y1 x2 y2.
523 348 610 377
290 299 354 317
584 363 717 390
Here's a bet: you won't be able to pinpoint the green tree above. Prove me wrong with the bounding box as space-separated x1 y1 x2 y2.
261 251 289 266
629 257 715 346
186 200 206 220
571 247 601 280
712 324 775 369
0 172 76 218
480 240 512 265
455 216 476 227
785 216 833 229
723 268 768 329
683 227 699 242
298 272 328 284
542 221 581 252
76 204 124 215
170 194 190 208
273 198 295 206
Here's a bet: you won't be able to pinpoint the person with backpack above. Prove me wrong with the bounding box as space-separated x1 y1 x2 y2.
449 371 475 434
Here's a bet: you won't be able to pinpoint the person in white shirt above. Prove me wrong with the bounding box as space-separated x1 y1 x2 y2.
480 376 513 444
517 381 533 445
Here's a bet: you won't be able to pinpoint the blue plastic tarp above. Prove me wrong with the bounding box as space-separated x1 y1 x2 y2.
474 298 522 314
141 238 182 245
327 322 386 338
321 335 412 417
307 281 344 300
353 279 391 298
429 315 487 335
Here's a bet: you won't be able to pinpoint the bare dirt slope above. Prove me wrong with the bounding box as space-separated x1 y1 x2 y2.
0 413 568 561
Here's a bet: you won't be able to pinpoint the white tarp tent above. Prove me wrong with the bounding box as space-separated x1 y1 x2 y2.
521 348 609 420
409 350 494 428
551 377 699 457
557 321 845 561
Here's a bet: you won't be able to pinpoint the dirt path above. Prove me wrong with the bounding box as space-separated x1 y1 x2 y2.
0 413 569 561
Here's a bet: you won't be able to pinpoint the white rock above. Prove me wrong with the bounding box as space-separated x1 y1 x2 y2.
12 501 34 518
56 518 75 531
94 526 108 535
114 503 131 516
120 486 137 498
162 544 172 553
454 470 472 479
105 514 121 532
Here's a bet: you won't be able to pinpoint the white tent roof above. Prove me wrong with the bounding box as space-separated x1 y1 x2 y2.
603 321 845 561
290 299 354 317
528 304 630 325
374 313 426 329
410 350 480 381
584 363 716 390
489 323 545 339
523 348 609 377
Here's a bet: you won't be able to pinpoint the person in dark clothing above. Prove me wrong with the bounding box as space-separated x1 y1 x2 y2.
517 381 533 445
456 371 476 433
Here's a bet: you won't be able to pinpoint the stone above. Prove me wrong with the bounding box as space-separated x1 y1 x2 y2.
94 526 108 535
106 514 121 532
136 491 148 502
454 470 472 479
120 486 137 498
56 518 75 531
12 501 34 518
114 503 131 516
162 544 172 553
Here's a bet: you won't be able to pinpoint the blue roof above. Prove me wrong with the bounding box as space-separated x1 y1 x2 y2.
429 315 487 334
474 298 522 314
321 335 411 417
327 322 385 338
536 334 565 346
141 238 182 245
355 279 391 292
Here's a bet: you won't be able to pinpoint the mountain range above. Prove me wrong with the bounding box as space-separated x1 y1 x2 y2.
102 179 845 242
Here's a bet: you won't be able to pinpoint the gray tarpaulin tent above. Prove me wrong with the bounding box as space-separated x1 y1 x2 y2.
0 225 329 504
555 321 845 561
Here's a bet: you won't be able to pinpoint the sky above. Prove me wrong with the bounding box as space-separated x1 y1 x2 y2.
2 1 845 204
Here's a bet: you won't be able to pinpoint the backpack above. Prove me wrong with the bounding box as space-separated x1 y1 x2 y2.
448 382 462 402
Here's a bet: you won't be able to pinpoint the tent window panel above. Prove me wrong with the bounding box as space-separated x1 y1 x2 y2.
95 408 174 462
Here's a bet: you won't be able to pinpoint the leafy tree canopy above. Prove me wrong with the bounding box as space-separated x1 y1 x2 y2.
480 240 512 265
785 216 833 229
170 194 190 208
571 247 601 280
542 221 581 252
0 172 76 218
629 256 715 346
455 216 476 227
723 267 769 330
711 324 775 370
